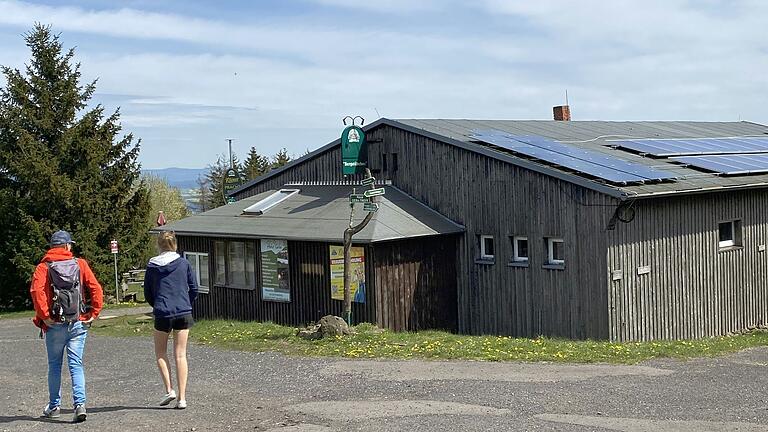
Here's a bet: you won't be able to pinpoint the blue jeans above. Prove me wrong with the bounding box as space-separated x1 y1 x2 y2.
45 321 88 408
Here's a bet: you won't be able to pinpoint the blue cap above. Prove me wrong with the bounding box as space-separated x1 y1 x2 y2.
50 230 75 246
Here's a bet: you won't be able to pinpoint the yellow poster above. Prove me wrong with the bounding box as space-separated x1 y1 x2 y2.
330 245 365 303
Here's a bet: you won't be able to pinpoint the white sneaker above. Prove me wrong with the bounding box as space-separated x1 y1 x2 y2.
176 400 187 410
159 390 176 406
42 404 60 418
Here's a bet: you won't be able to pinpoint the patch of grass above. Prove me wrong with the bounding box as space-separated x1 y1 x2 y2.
0 301 146 320
89 315 768 364
0 310 35 320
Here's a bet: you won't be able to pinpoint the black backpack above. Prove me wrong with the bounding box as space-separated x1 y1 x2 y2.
47 258 87 323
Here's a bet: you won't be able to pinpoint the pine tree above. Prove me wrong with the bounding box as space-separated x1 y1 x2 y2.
243 146 270 181
0 25 150 309
196 175 211 213
203 154 243 210
271 148 292 169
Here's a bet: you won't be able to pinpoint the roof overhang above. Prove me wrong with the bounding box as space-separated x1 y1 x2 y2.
154 184 465 243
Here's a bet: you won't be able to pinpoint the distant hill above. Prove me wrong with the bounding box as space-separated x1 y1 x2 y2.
142 167 208 190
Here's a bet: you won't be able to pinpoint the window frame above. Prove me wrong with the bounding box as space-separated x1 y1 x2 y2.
545 237 565 268
511 236 529 264
718 219 742 250
478 235 495 262
184 252 210 294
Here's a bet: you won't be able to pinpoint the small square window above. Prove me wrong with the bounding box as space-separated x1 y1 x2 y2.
546 237 564 265
479 235 494 260
512 236 528 262
718 220 742 249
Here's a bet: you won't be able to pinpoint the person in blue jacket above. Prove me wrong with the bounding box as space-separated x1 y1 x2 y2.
144 231 198 410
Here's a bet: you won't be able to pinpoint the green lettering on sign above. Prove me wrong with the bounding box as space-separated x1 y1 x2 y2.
341 125 367 175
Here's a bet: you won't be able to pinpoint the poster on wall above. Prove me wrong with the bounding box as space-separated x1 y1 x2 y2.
329 245 366 303
261 239 290 302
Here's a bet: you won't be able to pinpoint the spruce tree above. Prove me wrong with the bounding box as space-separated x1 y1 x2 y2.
0 25 150 309
271 148 292 169
244 146 270 181
203 154 242 210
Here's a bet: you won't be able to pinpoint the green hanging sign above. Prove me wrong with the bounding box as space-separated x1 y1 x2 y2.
223 168 242 197
341 125 367 175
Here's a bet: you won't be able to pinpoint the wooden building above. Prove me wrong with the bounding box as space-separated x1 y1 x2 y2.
159 114 768 341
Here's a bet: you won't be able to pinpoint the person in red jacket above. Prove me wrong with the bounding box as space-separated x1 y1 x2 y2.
29 230 103 423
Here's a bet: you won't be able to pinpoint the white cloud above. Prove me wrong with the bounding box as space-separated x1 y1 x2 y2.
1 0 767 167
306 0 446 13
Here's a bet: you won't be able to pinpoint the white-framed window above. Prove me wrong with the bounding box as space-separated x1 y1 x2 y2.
184 252 210 294
718 220 742 249
479 235 495 261
546 237 565 266
512 236 529 262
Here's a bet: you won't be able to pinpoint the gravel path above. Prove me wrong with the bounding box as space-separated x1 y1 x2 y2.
1 311 767 431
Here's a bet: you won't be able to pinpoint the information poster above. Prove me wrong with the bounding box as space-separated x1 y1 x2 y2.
329 245 366 303
261 239 290 302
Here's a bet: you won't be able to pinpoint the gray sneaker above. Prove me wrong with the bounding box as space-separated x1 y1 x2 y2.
42 404 60 418
73 404 86 423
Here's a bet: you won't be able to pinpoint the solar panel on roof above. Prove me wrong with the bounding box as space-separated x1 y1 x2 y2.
671 154 768 175
611 137 768 157
471 130 676 185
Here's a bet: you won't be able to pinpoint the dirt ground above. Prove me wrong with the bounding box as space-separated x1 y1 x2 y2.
1 310 767 431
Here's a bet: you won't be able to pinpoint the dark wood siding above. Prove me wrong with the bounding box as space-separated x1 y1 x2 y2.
375 127 613 339
608 190 768 341
177 236 375 326
372 236 458 332
231 125 615 339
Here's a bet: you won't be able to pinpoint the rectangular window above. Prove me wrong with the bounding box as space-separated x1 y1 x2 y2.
512 236 529 263
546 237 565 266
382 153 388 172
479 235 495 261
184 252 210 294
214 241 226 285
213 240 256 289
718 220 742 249
392 153 399 172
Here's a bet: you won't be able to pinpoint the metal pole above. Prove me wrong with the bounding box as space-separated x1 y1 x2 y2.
113 253 119 303
342 169 376 325
227 139 234 169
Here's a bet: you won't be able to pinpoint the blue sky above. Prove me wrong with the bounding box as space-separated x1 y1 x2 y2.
0 0 766 169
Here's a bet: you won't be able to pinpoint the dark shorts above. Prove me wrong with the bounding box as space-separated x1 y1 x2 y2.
154 314 194 333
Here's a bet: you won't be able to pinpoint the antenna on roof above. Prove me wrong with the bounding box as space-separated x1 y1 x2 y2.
226 138 234 168
565 89 569 106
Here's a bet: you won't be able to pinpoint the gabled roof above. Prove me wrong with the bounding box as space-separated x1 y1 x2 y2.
155 184 464 243
231 118 768 199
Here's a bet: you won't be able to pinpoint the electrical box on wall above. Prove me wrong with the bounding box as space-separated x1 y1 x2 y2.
637 265 651 276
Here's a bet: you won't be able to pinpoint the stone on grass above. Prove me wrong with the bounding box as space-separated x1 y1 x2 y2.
296 315 355 340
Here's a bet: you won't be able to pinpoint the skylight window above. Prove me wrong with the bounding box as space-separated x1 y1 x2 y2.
242 189 299 215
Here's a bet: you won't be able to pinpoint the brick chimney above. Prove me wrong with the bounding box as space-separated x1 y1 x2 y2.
553 105 571 121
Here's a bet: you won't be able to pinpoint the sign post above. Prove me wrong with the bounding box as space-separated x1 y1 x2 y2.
110 240 119 303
